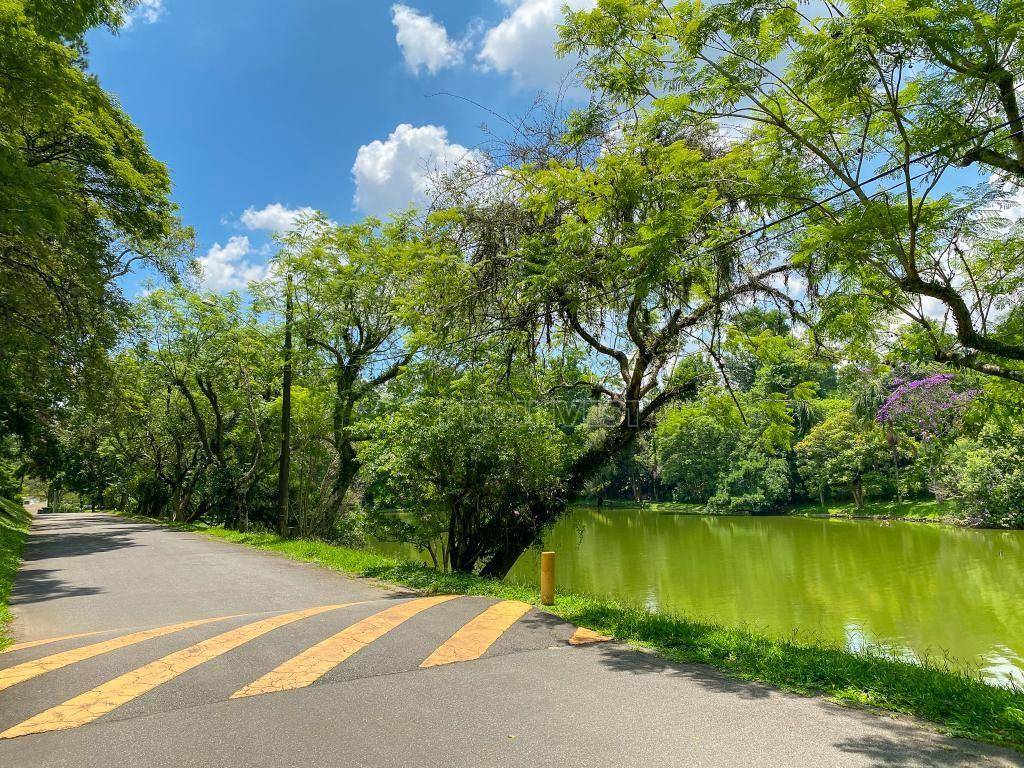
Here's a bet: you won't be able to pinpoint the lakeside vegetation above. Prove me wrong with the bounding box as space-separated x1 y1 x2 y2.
5 0 1024 582
787 498 961 523
2 1 1024 751
121 513 1024 751
577 498 962 523
0 498 30 651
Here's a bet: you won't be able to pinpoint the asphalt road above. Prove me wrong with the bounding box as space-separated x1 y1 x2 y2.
1 509 1021 767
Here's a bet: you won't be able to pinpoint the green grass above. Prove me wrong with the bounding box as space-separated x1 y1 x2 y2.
0 498 31 651
574 499 707 514
787 498 960 523
121 513 1024 751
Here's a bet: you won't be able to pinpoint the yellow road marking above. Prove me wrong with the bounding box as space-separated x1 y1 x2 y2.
1 631 104 655
0 615 241 693
0 604 357 740
419 600 531 668
232 595 458 699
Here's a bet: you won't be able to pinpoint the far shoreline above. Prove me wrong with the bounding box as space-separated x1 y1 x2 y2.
572 498 1000 529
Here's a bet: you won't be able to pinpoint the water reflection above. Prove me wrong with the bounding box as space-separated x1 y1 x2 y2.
371 507 1024 684
503 508 1024 686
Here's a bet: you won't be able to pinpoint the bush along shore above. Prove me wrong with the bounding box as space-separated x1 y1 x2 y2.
582 498 964 526
0 499 31 650
116 512 1024 751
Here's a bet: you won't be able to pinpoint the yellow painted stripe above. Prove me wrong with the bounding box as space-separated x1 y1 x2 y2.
0 615 241 693
419 600 531 668
1 631 104 655
0 604 357 740
232 595 458 699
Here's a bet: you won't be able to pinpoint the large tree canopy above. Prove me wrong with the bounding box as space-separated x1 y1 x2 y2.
422 108 807 574
0 0 190 447
560 0 1024 383
257 214 432 530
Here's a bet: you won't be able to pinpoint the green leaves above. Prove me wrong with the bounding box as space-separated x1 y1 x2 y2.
361 376 569 572
795 410 892 506
1 0 190 447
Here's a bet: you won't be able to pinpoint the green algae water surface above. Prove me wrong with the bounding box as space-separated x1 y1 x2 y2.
505 507 1024 686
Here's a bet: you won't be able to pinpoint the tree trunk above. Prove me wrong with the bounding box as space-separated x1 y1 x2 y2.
479 422 640 578
330 361 361 528
333 441 358 511
478 521 551 578
448 503 484 573
851 479 864 509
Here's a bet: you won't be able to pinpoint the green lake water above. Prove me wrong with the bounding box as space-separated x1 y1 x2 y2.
376 506 1024 686
508 507 1024 686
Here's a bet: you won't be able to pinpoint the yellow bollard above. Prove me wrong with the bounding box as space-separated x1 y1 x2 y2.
540 551 555 605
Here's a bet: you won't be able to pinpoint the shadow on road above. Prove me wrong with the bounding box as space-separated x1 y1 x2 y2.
590 645 1022 766
833 733 1024 768
21 528 140 562
592 644 774 700
9 515 141 605
10 567 103 605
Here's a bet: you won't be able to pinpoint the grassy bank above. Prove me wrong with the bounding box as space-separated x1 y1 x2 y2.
788 498 960 523
578 498 962 524
0 498 31 651
123 513 1024 750
575 500 706 514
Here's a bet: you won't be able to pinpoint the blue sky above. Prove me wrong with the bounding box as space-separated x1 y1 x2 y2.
86 0 594 294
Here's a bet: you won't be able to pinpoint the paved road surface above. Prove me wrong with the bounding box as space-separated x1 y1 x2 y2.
1 509 1020 767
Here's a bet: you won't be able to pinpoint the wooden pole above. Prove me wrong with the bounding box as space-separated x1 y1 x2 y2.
276 273 293 538
540 551 555 605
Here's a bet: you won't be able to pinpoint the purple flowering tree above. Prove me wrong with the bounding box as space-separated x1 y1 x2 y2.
876 374 980 441
876 374 981 493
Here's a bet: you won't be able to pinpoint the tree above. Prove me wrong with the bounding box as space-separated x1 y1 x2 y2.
134 288 276 526
560 0 1024 383
259 215 423 532
657 390 743 502
0 0 190 457
361 376 568 573
875 371 981 490
430 115 801 575
709 441 793 513
948 421 1024 527
796 411 890 508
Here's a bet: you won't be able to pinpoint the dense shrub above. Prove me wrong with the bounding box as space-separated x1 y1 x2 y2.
950 424 1024 528
361 392 568 572
706 449 791 514
657 393 743 503
0 459 19 503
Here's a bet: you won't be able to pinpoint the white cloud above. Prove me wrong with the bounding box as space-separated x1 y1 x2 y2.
985 174 1024 229
998 181 1024 224
198 236 267 292
352 123 484 216
920 295 949 321
239 203 317 234
391 4 468 75
124 0 165 27
478 0 595 88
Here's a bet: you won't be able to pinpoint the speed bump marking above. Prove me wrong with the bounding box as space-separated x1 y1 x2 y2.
0 604 359 739
569 627 612 646
1 631 104 655
0 615 240 693
231 595 457 699
419 600 532 668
